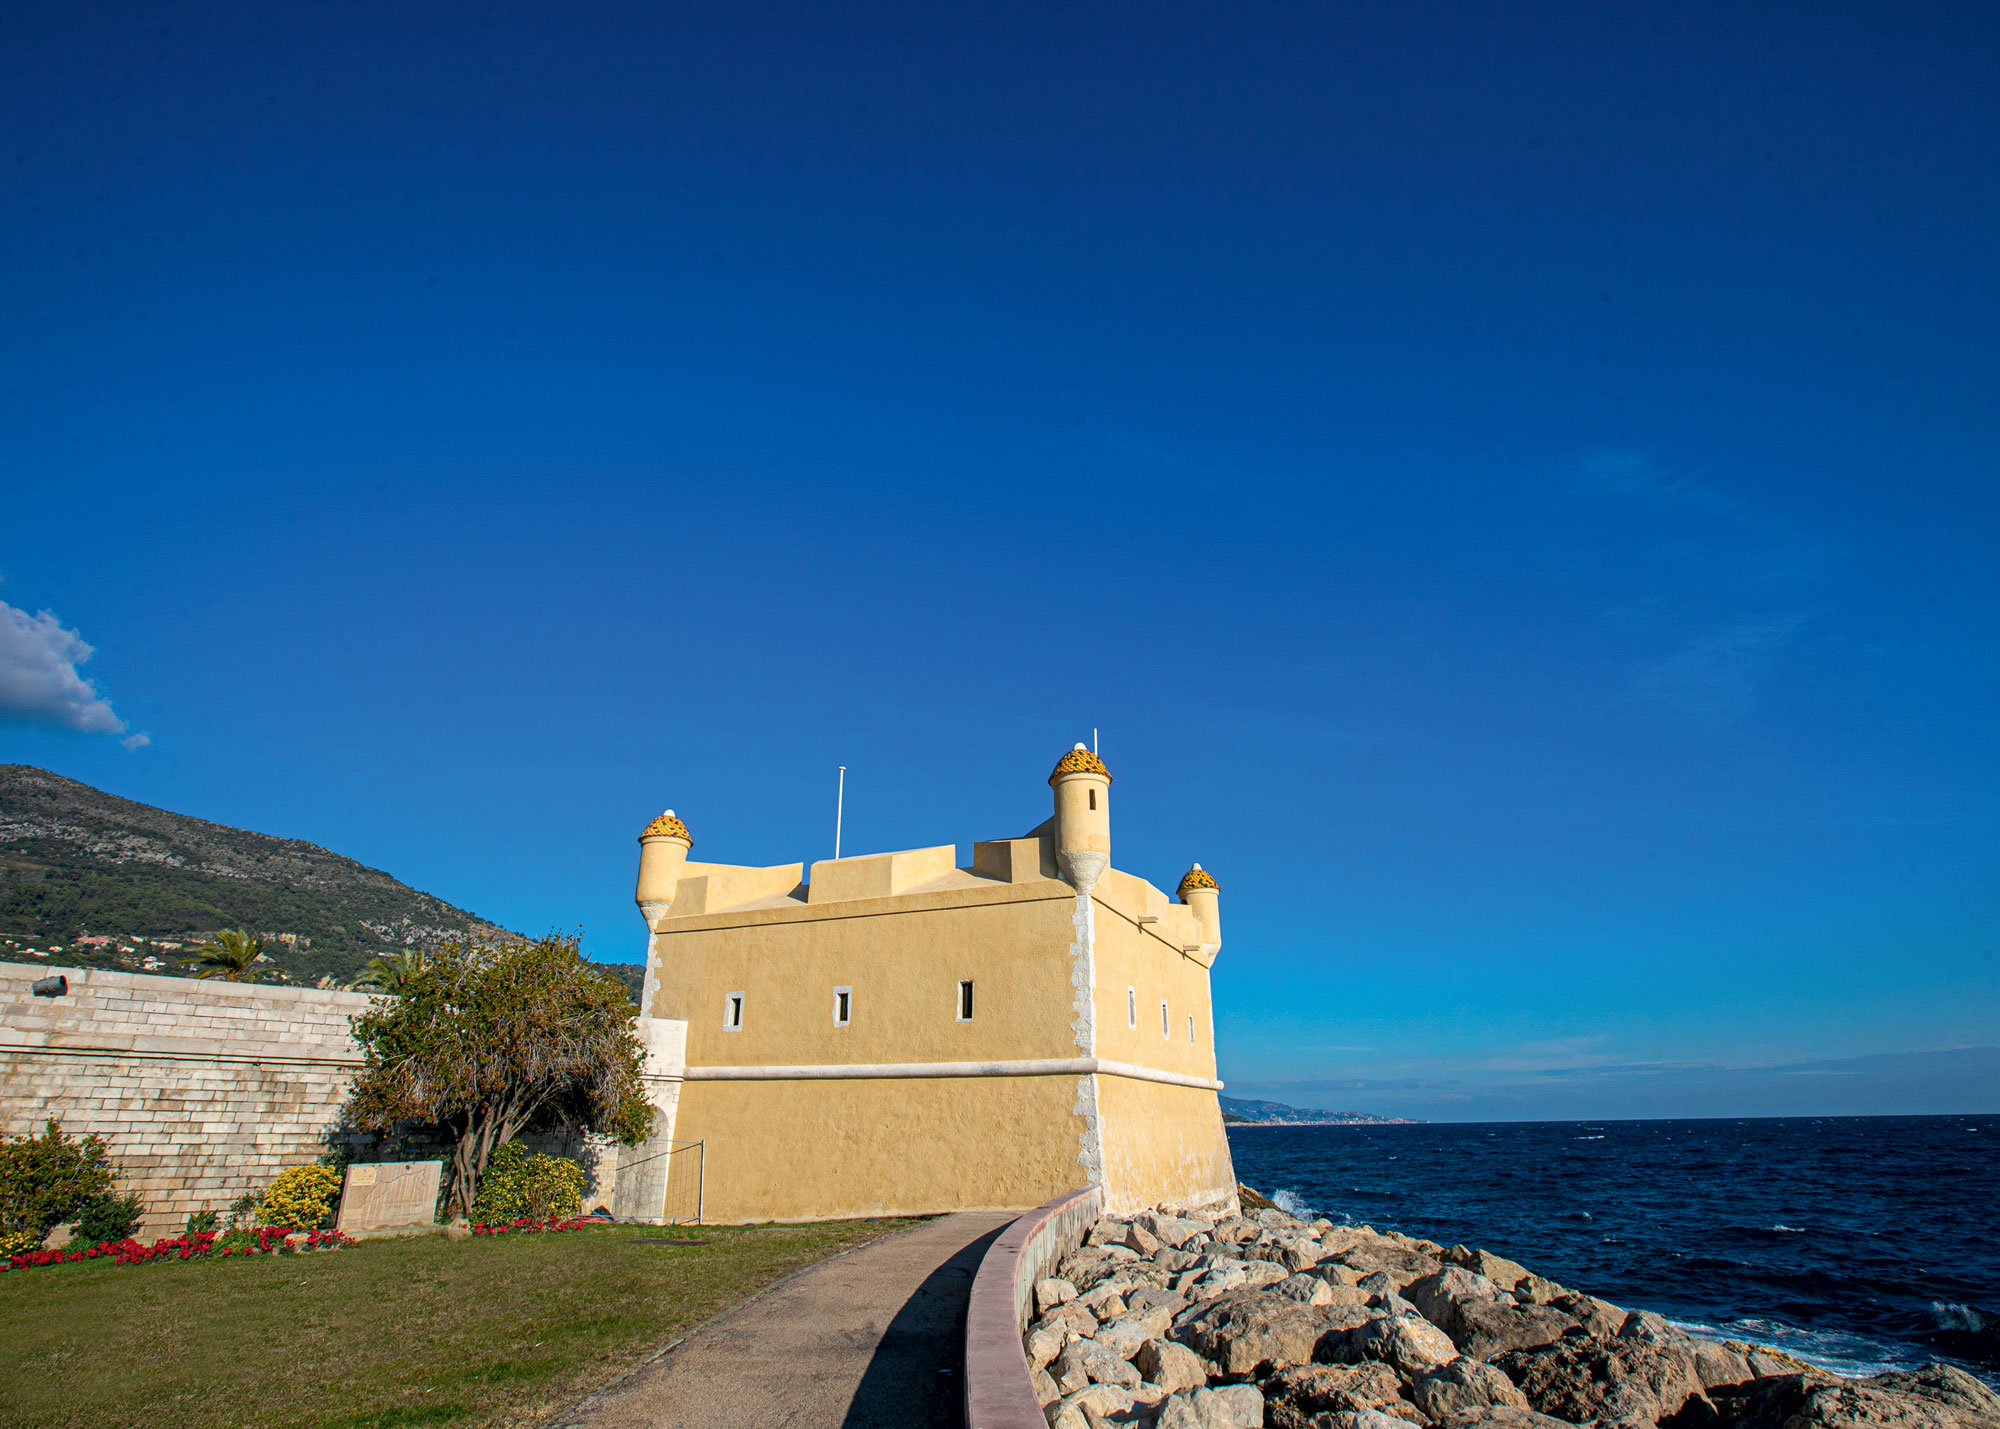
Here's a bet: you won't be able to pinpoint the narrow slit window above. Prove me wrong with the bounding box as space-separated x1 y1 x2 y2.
1088 789 1097 810
833 986 852 1027
1188 1014 1196 1043
957 980 974 1021
1161 1000 1170 1038
1127 987 1137 1028
725 992 745 1030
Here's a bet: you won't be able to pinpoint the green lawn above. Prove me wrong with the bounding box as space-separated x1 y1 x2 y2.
0 1219 918 1429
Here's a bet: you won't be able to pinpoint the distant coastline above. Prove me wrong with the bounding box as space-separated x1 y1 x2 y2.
1219 1094 1424 1127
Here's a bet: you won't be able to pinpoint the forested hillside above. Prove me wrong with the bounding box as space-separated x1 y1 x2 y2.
0 765 643 999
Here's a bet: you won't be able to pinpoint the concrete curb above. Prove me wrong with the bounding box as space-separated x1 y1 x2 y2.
963 1186 1103 1429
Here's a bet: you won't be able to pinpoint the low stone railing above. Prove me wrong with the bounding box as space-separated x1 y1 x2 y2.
963 1185 1104 1429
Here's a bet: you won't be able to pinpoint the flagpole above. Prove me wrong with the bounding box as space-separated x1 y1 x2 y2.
835 766 846 860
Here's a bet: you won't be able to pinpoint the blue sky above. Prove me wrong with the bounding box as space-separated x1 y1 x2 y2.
3 2 1995 1119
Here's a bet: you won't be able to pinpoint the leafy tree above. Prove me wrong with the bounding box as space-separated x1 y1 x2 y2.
343 933 653 1218
347 947 429 993
0 1119 115 1240
183 928 267 981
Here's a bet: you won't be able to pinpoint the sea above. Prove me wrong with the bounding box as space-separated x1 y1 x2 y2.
1225 1115 1999 1385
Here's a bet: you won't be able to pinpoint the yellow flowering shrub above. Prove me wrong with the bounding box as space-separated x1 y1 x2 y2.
257 1165 344 1230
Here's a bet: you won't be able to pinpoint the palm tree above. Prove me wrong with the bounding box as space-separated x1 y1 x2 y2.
347 947 429 994
183 929 267 982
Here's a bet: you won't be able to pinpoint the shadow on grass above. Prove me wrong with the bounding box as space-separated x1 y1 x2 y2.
841 1222 1003 1429
318 1405 468 1428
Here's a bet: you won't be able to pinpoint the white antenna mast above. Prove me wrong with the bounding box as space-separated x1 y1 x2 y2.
835 766 846 860
1093 727 1098 755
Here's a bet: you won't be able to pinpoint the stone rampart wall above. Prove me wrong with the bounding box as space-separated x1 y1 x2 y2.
0 962 378 1238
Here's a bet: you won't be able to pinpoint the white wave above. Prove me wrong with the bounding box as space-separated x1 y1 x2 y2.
1933 1302 1988 1333
1679 1315 1912 1381
1576 1134 1606 1140
1271 1188 1316 1219
1770 1224 1807 1233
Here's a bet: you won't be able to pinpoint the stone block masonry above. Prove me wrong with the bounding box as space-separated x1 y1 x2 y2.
0 961 378 1238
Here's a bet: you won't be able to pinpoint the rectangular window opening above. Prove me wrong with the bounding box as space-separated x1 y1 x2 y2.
833 986 852 1027
725 992 745 1030
1161 1000 1170 1038
1188 1013 1196 1044
957 980 974 1021
1127 987 1137 1029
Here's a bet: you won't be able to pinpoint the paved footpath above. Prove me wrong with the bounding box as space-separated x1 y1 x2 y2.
560 1211 1016 1429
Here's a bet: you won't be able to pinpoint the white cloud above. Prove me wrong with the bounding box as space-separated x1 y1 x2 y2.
0 600 131 736
1580 449 1735 515
1630 618 1801 729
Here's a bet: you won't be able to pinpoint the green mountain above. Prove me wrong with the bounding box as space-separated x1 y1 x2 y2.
0 765 644 1000
1218 1096 1423 1126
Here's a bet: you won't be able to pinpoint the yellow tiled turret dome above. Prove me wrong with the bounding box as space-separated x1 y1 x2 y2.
1177 863 1218 898
639 810 692 846
1048 743 1112 785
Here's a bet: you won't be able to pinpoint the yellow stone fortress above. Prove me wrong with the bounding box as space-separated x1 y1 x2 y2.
623 745 1238 1224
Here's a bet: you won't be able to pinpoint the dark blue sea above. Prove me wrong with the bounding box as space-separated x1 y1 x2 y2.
1226 1115 1999 1384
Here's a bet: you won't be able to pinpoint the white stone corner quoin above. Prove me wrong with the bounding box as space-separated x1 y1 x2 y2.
1060 849 1108 1188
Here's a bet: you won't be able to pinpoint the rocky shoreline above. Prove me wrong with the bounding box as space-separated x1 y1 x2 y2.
1024 1186 2000 1429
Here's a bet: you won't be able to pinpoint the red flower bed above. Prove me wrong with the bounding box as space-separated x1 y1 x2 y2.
3 1225 352 1273
470 1215 594 1236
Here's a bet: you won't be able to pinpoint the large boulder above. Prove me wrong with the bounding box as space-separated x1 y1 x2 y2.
1433 1408 1577 1429
1549 1290 1626 1338
1135 1337 1208 1393
1620 1310 1691 1346
1272 1272 1339 1306
1052 1338 1142 1392
1155 1385 1264 1429
1037 1302 1101 1341
1335 1243 1446 1290
1046 1382 1136 1429
1026 1321 1070 1371
1262 1363 1420 1429
1277 1238 1330 1272
1493 1334 1709 1425
1037 1278 1081 1315
1870 1365 2000 1422
1137 1212 1208 1249
1443 1244 1533 1291
1097 1305 1176 1361
1348 1311 1462 1375
1448 1300 1582 1360
1409 1358 1534 1419
1404 1267 1508 1334
1690 1338 1756 1391
1728 1373 2000 1429
1174 1290 1375 1376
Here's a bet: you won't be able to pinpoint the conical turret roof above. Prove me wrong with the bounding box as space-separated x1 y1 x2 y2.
639 810 693 845
1048 743 1112 785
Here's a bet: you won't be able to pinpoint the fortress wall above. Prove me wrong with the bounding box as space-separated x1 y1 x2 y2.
672 1072 1089 1223
1093 1072 1237 1216
0 962 377 1238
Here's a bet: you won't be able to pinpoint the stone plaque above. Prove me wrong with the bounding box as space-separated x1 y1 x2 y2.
336 1160 443 1232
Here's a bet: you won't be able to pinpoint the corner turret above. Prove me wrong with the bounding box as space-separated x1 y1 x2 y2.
636 810 693 929
1049 743 1111 893
1178 863 1221 953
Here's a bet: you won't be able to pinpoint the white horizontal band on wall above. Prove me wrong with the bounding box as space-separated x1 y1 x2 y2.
679 1056 1223 1092
0 1042 361 1069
